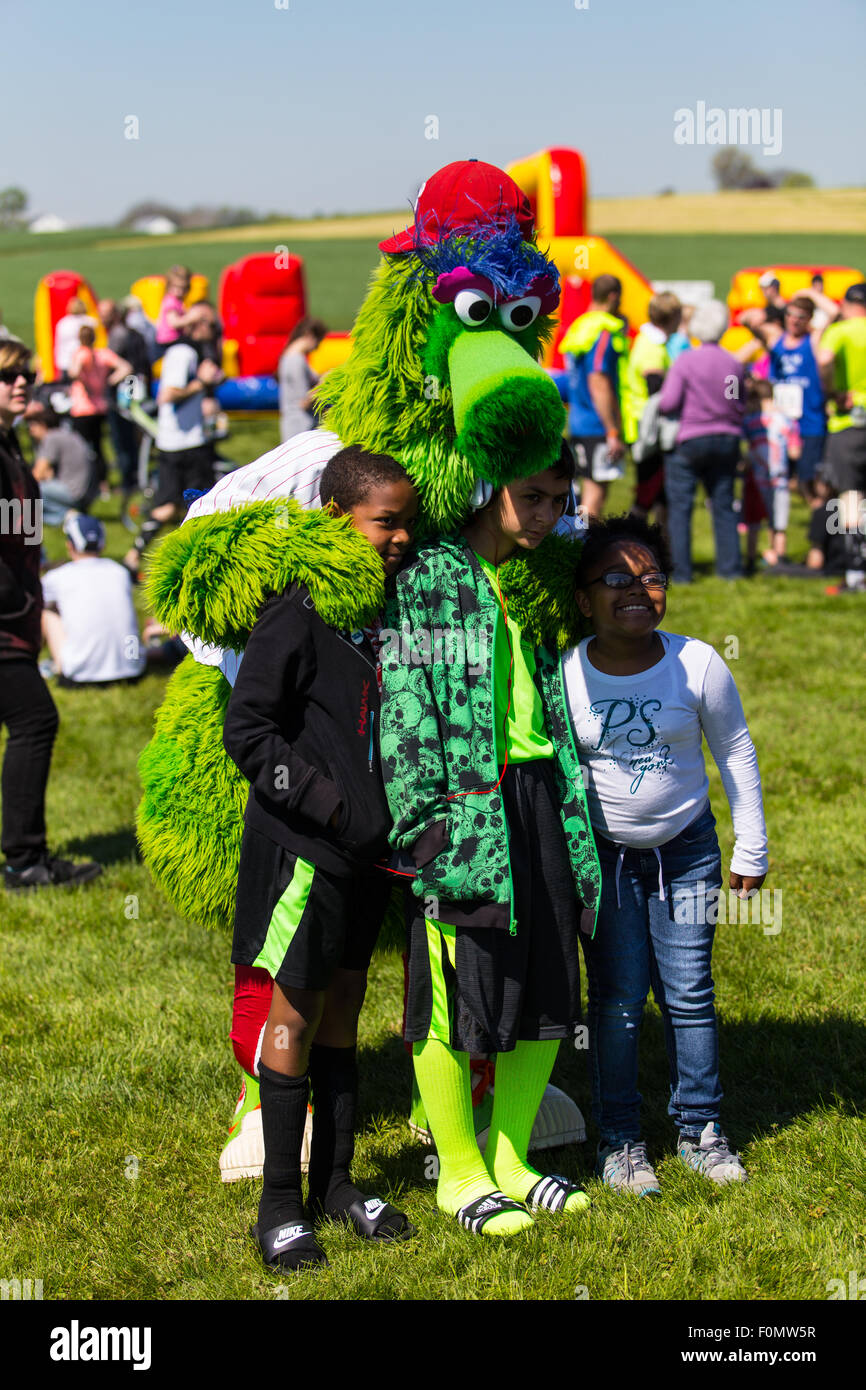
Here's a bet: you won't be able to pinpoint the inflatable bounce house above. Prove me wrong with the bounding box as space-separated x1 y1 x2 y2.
723 264 866 357
34 271 106 381
34 270 210 383
506 147 652 368
129 271 210 323
214 252 350 410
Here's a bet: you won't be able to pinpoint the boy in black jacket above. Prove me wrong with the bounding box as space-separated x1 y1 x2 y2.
223 446 418 1271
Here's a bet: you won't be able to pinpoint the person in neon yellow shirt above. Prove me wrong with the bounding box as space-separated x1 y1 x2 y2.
818 283 866 505
622 293 682 446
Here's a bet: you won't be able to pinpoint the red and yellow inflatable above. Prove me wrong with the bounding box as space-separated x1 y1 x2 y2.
506 147 653 366
34 271 105 382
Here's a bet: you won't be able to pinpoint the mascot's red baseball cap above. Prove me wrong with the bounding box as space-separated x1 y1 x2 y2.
379 158 534 253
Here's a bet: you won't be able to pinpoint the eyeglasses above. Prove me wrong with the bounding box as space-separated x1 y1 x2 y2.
586 571 668 590
0 368 36 386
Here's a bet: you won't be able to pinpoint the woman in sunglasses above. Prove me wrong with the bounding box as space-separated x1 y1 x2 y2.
561 514 768 1196
0 339 101 890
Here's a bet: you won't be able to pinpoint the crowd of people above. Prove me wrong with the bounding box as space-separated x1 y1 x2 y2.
561 272 866 587
2 259 864 895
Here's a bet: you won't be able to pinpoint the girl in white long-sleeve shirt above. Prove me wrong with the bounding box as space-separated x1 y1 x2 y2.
562 514 768 1196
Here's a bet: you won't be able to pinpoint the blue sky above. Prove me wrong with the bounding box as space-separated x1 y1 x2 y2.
7 0 865 224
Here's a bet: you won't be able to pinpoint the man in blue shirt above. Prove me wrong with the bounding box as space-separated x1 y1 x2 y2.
559 275 627 518
742 293 834 503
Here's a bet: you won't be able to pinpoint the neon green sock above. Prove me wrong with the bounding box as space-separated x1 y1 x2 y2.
485 1040 590 1213
412 1039 533 1237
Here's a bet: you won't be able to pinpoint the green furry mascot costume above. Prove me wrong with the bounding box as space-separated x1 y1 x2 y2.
139 159 590 1207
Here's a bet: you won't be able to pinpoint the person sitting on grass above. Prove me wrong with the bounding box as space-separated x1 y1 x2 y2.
805 476 855 575
222 446 419 1272
26 402 94 525
379 450 599 1239
562 514 768 1195
41 513 146 687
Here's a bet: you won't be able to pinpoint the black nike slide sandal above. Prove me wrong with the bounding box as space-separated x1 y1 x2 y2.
319 1195 416 1242
251 1221 329 1272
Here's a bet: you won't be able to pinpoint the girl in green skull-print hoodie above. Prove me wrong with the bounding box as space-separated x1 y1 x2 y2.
378 456 601 1240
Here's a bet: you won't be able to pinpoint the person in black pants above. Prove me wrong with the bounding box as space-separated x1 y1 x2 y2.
99 299 152 525
0 338 101 891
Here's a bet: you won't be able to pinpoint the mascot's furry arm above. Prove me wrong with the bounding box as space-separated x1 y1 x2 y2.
137 500 385 931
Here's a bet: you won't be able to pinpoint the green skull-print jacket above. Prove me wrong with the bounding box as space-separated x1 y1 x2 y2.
379 533 600 936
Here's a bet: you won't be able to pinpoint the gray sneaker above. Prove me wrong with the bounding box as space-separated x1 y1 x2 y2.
596 1140 661 1196
678 1122 747 1184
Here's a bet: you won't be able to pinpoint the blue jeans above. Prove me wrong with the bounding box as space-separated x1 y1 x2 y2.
581 804 723 1143
39 479 78 527
664 434 742 582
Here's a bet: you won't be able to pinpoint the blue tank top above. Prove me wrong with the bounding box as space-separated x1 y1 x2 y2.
768 334 825 436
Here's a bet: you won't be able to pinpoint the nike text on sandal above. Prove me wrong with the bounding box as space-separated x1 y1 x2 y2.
331 1196 416 1243
457 1191 529 1234
526 1174 591 1214
251 1221 328 1272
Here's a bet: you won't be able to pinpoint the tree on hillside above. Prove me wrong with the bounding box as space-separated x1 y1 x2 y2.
117 199 261 230
711 149 772 190
711 149 816 192
774 170 816 189
182 204 259 229
0 186 28 230
117 200 183 229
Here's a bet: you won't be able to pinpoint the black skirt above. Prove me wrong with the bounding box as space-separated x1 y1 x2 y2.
403 759 584 1053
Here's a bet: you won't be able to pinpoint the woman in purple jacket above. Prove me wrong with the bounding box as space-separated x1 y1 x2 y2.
659 300 745 583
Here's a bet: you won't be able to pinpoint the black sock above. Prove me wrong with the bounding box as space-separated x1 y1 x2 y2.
257 1062 309 1232
307 1044 366 1215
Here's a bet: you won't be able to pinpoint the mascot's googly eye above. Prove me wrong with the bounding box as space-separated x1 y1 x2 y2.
453 289 493 326
499 296 541 332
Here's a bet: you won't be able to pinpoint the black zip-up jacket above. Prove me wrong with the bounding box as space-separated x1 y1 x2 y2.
222 582 391 877
0 426 42 660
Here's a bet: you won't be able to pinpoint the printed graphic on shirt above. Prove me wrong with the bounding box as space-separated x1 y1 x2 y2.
584 694 674 795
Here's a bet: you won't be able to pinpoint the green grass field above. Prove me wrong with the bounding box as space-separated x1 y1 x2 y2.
2 416 864 1302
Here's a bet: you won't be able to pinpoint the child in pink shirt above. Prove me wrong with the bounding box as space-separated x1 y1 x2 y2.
155 265 195 350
